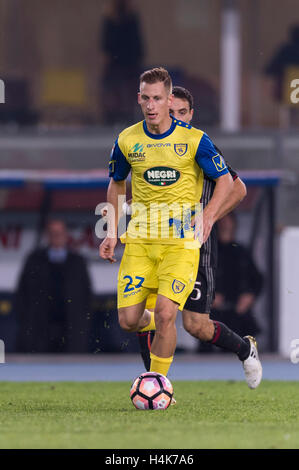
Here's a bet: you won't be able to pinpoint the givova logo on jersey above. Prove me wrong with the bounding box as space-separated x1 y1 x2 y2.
144 167 180 186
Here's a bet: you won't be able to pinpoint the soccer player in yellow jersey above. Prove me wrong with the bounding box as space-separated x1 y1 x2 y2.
137 86 262 389
99 67 233 378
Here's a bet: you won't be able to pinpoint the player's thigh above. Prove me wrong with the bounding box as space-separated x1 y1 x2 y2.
183 265 216 316
157 245 199 311
117 243 157 309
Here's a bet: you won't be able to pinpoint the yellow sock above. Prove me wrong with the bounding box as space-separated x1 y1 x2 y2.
150 352 173 376
139 310 156 332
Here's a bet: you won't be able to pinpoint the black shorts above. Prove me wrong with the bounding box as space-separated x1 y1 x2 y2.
183 265 216 314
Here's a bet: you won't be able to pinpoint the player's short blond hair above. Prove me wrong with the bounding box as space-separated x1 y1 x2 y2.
139 67 172 93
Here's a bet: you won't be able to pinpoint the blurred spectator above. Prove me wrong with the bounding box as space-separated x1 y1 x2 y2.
15 219 92 353
265 24 299 102
183 75 220 127
210 213 263 342
100 0 144 124
265 24 299 127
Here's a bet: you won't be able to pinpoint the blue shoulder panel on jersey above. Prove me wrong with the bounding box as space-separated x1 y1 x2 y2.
195 133 229 179
172 118 192 129
109 139 131 181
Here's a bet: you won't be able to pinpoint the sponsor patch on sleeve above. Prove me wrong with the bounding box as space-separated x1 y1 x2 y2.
212 154 226 172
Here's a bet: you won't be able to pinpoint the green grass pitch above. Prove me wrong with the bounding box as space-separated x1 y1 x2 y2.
0 381 298 449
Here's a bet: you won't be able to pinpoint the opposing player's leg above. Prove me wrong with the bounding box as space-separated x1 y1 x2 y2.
182 266 262 388
137 329 155 371
183 310 251 359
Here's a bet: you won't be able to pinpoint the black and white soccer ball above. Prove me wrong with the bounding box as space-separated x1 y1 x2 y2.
130 372 173 410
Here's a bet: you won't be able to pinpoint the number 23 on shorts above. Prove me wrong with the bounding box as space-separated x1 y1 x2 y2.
123 275 145 293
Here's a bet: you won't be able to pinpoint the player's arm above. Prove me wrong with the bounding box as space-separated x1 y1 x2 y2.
195 133 233 243
99 139 131 263
217 175 246 220
203 173 233 243
100 179 126 263
210 149 247 219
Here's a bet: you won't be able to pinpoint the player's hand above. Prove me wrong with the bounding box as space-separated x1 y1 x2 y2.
202 210 215 244
191 209 215 244
191 214 203 245
99 237 117 263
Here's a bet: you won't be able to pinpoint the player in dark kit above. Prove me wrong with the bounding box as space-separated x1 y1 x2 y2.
137 86 262 390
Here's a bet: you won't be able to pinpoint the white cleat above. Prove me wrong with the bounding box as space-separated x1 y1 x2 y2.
170 396 177 406
242 336 262 389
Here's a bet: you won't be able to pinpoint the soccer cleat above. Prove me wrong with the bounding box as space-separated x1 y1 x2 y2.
242 336 262 389
170 396 177 406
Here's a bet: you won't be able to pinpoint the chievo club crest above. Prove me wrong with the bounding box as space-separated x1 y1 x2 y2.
172 279 185 294
174 144 188 156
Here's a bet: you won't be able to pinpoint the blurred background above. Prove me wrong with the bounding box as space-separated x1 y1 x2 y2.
0 0 299 360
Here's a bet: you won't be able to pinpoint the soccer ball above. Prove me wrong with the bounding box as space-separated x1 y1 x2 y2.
130 372 173 410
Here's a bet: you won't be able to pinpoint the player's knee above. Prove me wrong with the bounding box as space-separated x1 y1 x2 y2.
118 313 138 332
155 308 175 331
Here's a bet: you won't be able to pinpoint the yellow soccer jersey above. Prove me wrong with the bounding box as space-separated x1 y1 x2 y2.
109 117 228 244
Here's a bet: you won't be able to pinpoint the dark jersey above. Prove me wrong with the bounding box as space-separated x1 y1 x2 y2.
199 162 238 268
